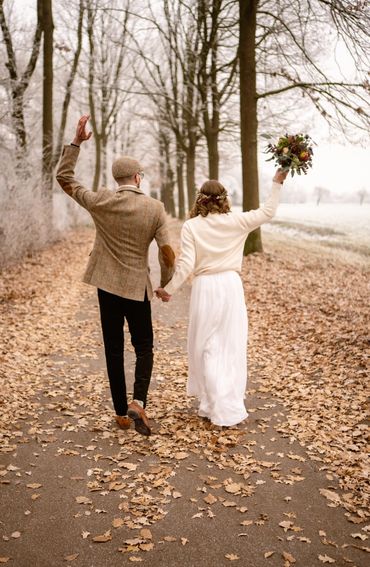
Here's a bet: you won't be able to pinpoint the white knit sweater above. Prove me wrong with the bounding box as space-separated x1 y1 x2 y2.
163 182 281 295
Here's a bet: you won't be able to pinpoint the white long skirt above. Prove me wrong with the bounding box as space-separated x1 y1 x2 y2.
187 270 248 427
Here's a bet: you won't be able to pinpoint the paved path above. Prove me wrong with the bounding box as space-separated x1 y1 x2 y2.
0 226 367 567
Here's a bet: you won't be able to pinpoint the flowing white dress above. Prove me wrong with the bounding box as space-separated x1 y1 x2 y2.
163 182 281 426
187 270 248 426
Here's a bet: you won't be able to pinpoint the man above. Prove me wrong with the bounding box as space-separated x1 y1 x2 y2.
56 115 175 436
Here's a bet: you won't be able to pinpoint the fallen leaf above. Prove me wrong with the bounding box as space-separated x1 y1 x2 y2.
11 532 21 539
204 493 217 505
92 530 112 543
319 489 341 505
108 482 126 491
225 554 239 561
124 538 141 545
119 462 138 471
64 554 79 562
174 452 189 460
351 533 367 541
112 518 124 528
26 483 42 489
282 551 296 563
75 496 92 505
287 453 306 462
318 555 336 563
264 551 275 558
223 501 236 508
140 529 152 540
279 521 293 532
224 483 240 494
140 543 154 551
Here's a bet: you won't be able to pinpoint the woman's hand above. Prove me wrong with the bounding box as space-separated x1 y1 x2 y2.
155 288 171 302
273 169 288 184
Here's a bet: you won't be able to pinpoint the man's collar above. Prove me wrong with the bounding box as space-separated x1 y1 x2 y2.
116 184 144 194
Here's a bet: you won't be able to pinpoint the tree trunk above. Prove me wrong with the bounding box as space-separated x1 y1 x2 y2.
239 0 261 255
159 129 176 216
176 145 185 219
11 90 27 154
207 129 219 180
186 144 196 211
164 162 176 218
159 133 167 206
101 135 108 186
41 0 53 200
92 135 101 191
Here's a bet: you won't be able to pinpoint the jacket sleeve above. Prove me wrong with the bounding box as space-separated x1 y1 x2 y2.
163 221 196 295
154 204 176 287
55 145 99 211
237 182 281 233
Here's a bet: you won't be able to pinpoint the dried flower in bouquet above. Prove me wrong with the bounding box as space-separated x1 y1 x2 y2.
264 133 314 176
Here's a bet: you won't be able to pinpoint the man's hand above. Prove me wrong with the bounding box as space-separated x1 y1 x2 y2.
273 168 288 184
72 115 92 146
155 288 171 302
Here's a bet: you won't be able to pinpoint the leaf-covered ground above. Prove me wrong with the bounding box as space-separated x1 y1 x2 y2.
0 225 368 566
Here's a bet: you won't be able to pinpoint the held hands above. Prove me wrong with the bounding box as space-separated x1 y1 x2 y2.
72 115 92 146
155 288 171 302
273 168 288 184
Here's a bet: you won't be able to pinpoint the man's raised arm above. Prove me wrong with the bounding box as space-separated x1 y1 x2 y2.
56 115 97 211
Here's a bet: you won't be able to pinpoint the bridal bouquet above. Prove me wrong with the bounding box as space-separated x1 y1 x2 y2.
264 133 314 176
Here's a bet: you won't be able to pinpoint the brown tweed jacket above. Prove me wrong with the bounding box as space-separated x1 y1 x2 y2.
56 145 175 301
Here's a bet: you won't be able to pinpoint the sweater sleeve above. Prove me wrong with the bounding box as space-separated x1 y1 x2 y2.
163 222 196 295
238 182 281 233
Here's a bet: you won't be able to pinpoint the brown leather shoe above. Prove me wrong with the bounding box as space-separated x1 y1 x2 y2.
115 415 132 430
127 402 151 437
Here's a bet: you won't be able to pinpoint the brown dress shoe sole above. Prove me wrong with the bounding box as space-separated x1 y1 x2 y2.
127 408 151 437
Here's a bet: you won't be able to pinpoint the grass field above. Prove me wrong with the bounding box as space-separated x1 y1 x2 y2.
261 203 370 266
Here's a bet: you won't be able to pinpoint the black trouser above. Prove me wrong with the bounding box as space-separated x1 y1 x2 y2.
97 288 153 416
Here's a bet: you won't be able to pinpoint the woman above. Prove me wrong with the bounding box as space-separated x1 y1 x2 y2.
155 169 287 427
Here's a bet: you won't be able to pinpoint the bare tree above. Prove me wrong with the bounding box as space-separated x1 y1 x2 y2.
52 0 85 167
132 0 203 214
196 0 239 179
0 0 42 157
314 186 330 205
357 188 367 205
86 0 131 190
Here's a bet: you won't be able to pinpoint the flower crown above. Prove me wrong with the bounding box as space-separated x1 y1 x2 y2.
197 190 228 202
